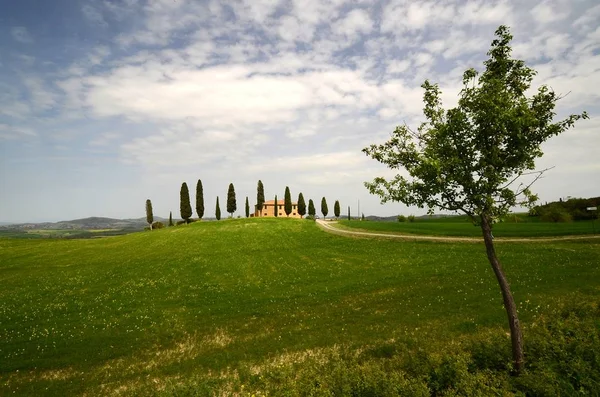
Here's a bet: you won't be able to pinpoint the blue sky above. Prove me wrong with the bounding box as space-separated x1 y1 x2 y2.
0 0 598 223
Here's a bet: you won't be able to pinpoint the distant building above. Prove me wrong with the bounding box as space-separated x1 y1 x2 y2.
254 199 302 218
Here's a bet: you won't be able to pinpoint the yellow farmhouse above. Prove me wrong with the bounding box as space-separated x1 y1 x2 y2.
254 199 302 218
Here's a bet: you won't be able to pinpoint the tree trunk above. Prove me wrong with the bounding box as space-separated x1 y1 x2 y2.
480 215 524 374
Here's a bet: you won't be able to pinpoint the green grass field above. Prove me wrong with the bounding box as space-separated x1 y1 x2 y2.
1 218 599 395
338 218 598 237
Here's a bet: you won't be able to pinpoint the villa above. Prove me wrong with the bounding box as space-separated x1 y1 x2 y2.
254 199 302 218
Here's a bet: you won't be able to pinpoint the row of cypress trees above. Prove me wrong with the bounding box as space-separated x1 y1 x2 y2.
145 179 348 229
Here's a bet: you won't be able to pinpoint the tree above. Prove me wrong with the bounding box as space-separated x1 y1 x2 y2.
297 193 306 218
348 206 351 220
257 180 265 213
169 211 173 227
145 199 154 230
308 199 316 217
180 182 192 224
227 183 237 217
334 200 340 219
284 186 292 216
245 197 250 218
321 197 328 219
362 25 588 374
274 195 278 217
196 179 204 220
215 197 221 220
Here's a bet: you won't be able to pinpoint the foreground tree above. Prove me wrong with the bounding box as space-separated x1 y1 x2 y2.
145 199 154 230
284 186 292 217
321 197 328 219
180 182 192 224
196 179 204 220
227 183 237 217
334 200 340 219
257 180 265 214
215 197 221 221
298 193 306 218
308 199 316 217
363 25 588 374
274 195 278 217
245 197 250 218
169 211 173 227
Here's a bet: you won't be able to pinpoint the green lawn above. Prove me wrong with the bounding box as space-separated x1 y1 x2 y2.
1 218 599 395
338 218 598 237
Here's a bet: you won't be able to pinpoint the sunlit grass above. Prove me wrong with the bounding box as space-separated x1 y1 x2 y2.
0 218 598 395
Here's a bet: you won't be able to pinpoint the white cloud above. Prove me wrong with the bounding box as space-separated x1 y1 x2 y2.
10 27 33 43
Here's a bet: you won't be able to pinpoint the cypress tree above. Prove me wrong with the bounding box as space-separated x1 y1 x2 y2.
308 199 316 216
227 183 237 217
297 193 306 218
245 197 250 218
169 211 174 226
257 180 265 213
321 197 328 219
196 179 204 220
215 197 221 220
274 195 278 217
334 200 340 219
284 186 292 217
146 199 154 230
180 182 192 223
347 206 351 220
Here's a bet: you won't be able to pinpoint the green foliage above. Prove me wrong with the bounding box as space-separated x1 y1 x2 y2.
533 196 599 221
195 180 204 220
408 215 416 223
348 206 351 221
151 221 164 229
540 204 573 223
284 186 292 217
321 197 328 219
245 197 250 218
334 200 340 219
145 199 154 228
308 199 316 216
274 195 278 217
180 182 193 222
227 183 237 216
362 213 365 221
363 25 587 224
256 180 265 212
168 211 174 227
305 214 316 221
215 197 221 221
397 214 406 222
298 193 306 218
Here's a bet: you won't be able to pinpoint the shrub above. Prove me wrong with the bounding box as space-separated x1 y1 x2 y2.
540 205 573 222
305 215 316 221
152 221 164 229
407 215 416 222
397 215 406 222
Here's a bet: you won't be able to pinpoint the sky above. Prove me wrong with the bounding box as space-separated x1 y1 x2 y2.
0 0 598 223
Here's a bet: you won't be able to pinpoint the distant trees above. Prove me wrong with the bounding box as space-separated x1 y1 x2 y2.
215 197 221 220
245 197 250 218
227 183 237 217
146 199 154 230
180 182 192 224
334 200 340 219
257 180 265 213
321 197 328 219
274 195 278 217
284 186 292 217
169 211 174 227
196 180 204 220
298 193 306 218
308 199 316 217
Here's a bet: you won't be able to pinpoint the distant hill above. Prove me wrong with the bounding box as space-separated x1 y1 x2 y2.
0 216 170 231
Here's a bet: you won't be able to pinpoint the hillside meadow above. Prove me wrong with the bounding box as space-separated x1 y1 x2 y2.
0 218 599 395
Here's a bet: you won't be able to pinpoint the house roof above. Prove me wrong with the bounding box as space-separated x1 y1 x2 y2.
262 200 297 205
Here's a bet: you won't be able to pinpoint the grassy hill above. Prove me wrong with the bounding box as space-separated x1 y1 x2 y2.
1 218 599 395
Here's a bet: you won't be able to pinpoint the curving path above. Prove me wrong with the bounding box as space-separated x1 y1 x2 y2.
315 219 600 243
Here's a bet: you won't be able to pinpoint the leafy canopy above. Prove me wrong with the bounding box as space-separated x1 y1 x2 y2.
363 26 587 222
